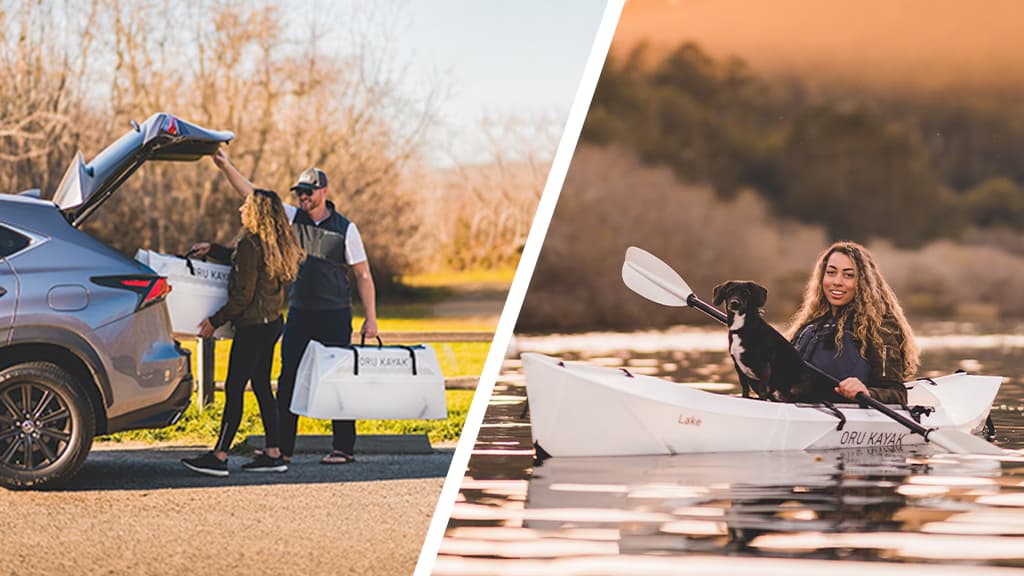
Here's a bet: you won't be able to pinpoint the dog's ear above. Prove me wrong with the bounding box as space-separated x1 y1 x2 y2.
712 282 732 306
751 282 768 308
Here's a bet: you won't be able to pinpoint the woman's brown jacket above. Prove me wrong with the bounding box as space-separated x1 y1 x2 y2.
207 234 288 328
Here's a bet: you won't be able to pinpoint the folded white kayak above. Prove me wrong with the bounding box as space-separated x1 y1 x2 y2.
522 352 1002 457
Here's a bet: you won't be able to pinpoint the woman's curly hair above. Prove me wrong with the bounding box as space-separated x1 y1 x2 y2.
239 188 305 283
786 241 920 379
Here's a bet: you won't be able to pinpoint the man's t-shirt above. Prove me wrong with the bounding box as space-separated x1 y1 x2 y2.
284 202 366 310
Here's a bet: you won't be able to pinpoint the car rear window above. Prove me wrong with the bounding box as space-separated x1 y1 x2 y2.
0 225 30 258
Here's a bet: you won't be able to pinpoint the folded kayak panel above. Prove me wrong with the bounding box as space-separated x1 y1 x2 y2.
135 249 232 338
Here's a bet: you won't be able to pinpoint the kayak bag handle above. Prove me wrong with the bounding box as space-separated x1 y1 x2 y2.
337 335 420 376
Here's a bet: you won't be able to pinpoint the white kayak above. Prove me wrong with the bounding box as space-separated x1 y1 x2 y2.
522 352 1002 457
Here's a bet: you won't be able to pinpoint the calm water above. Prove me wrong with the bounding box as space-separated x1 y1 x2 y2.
435 326 1024 575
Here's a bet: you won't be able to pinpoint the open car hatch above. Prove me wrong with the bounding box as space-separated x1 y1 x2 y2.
53 113 234 227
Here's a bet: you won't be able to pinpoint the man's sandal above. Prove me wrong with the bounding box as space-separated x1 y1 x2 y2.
320 450 356 465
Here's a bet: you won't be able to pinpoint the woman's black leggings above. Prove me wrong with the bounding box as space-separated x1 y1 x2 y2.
214 317 284 453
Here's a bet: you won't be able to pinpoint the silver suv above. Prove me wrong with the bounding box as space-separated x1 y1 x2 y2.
0 113 232 488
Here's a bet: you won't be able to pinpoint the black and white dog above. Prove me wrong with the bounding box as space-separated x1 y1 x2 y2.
712 281 813 402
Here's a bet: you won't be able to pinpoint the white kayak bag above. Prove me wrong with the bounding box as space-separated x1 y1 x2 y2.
291 340 448 420
135 249 233 338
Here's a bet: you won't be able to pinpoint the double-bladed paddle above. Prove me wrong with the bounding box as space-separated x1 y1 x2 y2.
621 245 1004 456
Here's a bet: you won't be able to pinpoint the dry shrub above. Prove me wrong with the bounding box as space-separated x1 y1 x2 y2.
519 145 826 331
421 114 558 272
871 240 1024 318
519 145 1024 332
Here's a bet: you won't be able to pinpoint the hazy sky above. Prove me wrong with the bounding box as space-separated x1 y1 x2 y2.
333 1 611 165
48 0 610 167
612 0 1024 94
401 3 607 122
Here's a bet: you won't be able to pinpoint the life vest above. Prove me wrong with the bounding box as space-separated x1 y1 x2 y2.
792 314 871 384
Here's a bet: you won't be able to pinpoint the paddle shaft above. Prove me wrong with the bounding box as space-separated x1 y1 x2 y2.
686 294 728 324
690 292 935 440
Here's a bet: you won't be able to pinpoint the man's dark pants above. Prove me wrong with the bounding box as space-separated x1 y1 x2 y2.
276 307 356 457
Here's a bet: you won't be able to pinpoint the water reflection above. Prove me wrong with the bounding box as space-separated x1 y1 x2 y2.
526 450 1014 561
438 327 1024 574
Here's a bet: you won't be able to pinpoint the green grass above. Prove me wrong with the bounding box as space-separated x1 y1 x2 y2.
100 389 474 447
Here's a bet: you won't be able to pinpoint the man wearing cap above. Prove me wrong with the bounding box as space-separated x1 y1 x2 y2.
211 149 377 465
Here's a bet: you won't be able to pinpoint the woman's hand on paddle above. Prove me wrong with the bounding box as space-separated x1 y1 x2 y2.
835 377 869 401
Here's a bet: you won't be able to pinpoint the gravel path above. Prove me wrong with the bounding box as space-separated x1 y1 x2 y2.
0 442 454 576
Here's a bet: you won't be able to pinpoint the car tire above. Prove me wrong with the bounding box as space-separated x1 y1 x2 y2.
0 362 95 489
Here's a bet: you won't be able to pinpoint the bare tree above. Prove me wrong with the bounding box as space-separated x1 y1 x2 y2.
0 0 100 196
46 0 440 292
0 0 556 292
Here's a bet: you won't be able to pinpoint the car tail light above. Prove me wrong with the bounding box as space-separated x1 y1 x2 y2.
92 275 172 311
163 116 179 135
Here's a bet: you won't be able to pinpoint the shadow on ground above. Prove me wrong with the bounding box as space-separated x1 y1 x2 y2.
50 445 455 492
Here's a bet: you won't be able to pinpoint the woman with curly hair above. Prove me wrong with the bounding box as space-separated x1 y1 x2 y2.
182 188 306 477
788 241 919 404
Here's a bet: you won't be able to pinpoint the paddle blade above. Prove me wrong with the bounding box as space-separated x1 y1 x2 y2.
928 429 1005 455
622 246 692 307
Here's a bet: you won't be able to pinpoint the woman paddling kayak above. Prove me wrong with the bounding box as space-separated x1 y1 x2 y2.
788 241 919 405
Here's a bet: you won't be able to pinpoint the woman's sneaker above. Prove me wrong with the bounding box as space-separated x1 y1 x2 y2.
241 453 288 473
181 452 229 477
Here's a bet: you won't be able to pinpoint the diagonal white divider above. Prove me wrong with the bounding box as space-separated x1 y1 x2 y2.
413 2 628 574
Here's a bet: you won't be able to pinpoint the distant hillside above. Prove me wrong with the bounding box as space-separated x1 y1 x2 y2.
583 40 1024 248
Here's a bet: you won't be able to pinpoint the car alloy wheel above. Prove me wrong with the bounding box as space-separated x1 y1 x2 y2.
0 381 73 469
0 362 94 489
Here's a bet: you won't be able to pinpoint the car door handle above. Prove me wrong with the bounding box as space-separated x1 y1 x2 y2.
0 286 6 297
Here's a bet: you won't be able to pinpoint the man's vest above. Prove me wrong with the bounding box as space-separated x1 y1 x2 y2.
290 202 352 310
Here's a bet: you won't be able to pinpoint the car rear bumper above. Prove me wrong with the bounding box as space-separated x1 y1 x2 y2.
106 343 193 434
